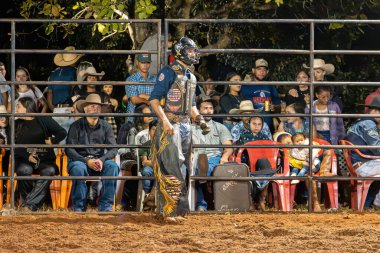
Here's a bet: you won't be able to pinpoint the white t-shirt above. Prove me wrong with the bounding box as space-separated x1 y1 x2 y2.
315 106 329 131
16 87 43 104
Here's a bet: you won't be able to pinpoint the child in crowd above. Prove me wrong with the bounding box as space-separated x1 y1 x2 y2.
306 86 345 145
289 133 321 184
232 116 272 145
102 84 118 137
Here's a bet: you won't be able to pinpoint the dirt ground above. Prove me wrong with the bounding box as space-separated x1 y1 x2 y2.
0 211 379 253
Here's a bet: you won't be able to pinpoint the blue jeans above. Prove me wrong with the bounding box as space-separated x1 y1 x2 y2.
68 160 119 212
196 154 221 210
141 166 154 193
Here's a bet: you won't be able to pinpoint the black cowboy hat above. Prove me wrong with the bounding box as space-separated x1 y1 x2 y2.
251 158 275 175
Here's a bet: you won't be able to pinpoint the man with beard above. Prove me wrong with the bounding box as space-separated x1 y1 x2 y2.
192 96 234 211
242 58 281 132
149 37 210 222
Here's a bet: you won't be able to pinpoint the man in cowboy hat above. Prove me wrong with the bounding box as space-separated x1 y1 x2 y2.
66 93 119 212
345 96 380 209
125 53 156 123
302 58 343 111
241 58 281 133
47 46 84 112
192 95 234 211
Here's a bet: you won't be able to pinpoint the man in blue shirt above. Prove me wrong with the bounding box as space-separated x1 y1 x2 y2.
241 58 281 133
149 37 210 221
125 53 156 123
346 96 380 209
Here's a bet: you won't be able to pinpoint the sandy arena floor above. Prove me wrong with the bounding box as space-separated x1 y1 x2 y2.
0 212 379 252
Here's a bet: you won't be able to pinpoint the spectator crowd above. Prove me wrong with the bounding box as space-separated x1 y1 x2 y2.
0 42 380 213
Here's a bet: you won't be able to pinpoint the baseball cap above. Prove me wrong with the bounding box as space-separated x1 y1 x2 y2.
137 53 151 63
255 58 268 68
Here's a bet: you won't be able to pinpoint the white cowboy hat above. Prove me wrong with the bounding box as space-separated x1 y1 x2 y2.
54 46 84 67
76 93 106 113
77 66 105 82
302 59 335 75
229 100 263 114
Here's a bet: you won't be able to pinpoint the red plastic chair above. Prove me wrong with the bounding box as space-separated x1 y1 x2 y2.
289 138 339 210
339 140 380 211
235 140 291 211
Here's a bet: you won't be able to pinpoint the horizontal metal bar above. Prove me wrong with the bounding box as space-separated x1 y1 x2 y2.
166 19 380 24
0 49 157 55
0 19 160 24
0 81 155 86
2 175 378 181
193 144 380 149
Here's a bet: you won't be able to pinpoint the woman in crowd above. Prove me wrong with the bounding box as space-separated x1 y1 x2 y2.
284 70 311 109
277 103 311 137
102 83 119 137
13 67 47 113
15 97 66 211
219 72 244 130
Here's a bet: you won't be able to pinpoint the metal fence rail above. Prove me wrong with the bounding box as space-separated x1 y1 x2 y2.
0 18 379 214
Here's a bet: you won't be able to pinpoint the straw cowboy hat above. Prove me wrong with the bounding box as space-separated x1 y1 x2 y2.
229 100 263 114
0 105 7 114
77 65 105 82
54 46 84 67
76 93 106 113
302 59 335 75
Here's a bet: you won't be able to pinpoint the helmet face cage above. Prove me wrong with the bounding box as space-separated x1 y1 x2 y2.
172 37 200 65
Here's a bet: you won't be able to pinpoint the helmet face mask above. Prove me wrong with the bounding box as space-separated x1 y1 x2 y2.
172 37 200 65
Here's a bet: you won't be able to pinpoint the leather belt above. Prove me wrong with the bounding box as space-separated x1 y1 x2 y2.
56 103 70 108
352 162 363 170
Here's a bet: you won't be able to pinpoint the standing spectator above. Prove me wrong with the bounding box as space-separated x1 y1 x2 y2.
241 58 281 132
66 94 119 212
126 53 156 123
306 86 345 145
345 97 380 209
47 46 84 112
285 70 310 108
13 67 47 113
220 72 244 130
15 97 67 211
0 62 10 108
192 96 234 211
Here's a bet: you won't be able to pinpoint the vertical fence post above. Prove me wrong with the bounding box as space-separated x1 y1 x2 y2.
10 20 16 209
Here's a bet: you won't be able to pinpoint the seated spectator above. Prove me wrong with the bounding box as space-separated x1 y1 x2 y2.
289 133 321 184
14 67 47 113
74 64 106 99
0 105 9 145
306 86 345 145
345 97 380 209
285 69 310 108
125 53 156 123
219 72 244 130
230 100 272 145
0 62 10 108
192 96 234 211
364 87 380 113
47 46 83 112
66 94 119 212
139 120 157 195
277 103 311 136
116 104 153 210
15 97 67 211
102 83 119 137
274 131 292 145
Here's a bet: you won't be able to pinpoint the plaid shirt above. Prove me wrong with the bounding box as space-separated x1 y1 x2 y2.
125 71 156 122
